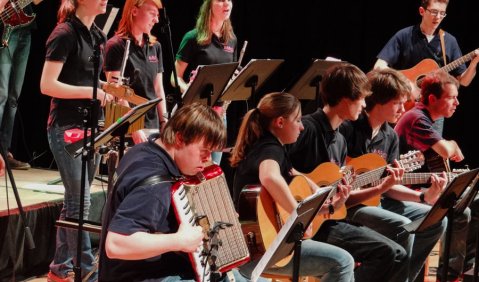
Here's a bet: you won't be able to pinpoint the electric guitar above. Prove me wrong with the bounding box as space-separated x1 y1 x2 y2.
0 0 35 48
401 48 478 110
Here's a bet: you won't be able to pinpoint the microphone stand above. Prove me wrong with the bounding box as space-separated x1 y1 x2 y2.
159 7 182 117
73 36 102 282
208 221 233 282
0 143 35 277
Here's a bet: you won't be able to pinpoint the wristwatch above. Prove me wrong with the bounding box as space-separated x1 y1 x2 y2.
328 203 335 215
419 192 426 204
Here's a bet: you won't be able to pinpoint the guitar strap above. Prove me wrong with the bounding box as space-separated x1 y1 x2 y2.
439 29 448 66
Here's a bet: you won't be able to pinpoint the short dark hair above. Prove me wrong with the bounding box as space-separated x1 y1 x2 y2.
421 0 449 9
365 68 411 112
420 70 459 105
160 103 226 150
320 63 371 107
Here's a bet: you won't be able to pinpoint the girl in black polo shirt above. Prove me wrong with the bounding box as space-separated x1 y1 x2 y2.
40 0 113 280
230 92 354 282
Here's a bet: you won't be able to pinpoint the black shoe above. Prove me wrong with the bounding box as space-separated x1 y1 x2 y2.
7 155 31 170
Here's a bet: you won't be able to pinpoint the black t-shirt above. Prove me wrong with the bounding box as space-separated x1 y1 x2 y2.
233 132 293 206
99 135 194 281
287 109 347 173
45 16 106 128
104 35 164 129
176 29 237 81
339 113 399 164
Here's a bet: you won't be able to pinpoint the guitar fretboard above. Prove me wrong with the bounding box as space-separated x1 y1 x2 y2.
442 49 478 73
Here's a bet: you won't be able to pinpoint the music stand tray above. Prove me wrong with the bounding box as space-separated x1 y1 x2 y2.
288 59 345 101
246 187 332 282
403 168 479 233
182 62 238 106
65 98 161 158
221 59 284 102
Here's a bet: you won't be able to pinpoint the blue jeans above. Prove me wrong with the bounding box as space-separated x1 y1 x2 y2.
261 239 355 282
47 125 97 281
159 269 267 282
349 198 447 281
0 27 31 151
315 220 407 282
211 115 227 165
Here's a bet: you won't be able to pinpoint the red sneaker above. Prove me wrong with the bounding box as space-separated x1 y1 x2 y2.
47 271 74 282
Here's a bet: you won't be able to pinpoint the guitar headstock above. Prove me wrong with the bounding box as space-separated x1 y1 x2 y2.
399 150 425 172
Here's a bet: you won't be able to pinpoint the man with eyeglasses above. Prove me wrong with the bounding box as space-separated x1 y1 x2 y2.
373 1 479 281
374 0 479 135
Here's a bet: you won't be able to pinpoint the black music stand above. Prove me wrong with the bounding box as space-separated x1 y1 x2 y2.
221 59 284 106
288 59 345 108
401 168 479 282
65 98 161 160
182 63 238 107
244 186 332 282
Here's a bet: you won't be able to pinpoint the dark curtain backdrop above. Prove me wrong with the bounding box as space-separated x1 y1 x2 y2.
13 0 479 171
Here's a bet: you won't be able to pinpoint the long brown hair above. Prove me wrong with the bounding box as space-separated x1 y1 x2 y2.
116 0 163 44
57 0 77 23
196 0 235 45
230 92 300 167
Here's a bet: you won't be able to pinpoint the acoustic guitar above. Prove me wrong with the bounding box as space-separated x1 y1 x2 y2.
401 48 478 110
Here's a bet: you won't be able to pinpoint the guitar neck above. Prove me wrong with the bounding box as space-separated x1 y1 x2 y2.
351 165 388 190
442 49 477 73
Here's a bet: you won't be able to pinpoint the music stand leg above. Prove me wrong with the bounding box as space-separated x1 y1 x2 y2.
474 229 479 282
287 223 305 282
292 239 302 282
441 208 455 282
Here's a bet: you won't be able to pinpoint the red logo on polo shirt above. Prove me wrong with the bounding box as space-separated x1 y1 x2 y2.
149 55 158 62
223 45 234 53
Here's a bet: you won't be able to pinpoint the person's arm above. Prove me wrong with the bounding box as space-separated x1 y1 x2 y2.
105 220 203 260
154 73 168 129
259 159 297 214
345 165 404 207
384 172 447 204
431 139 464 162
171 60 189 93
40 61 112 106
458 50 479 86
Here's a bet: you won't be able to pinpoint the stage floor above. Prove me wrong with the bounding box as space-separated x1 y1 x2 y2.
0 168 108 216
0 168 447 282
0 168 108 282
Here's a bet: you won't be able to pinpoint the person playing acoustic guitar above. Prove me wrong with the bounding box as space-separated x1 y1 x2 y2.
374 0 479 136
287 63 409 282
230 92 355 282
339 68 448 282
395 69 479 281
